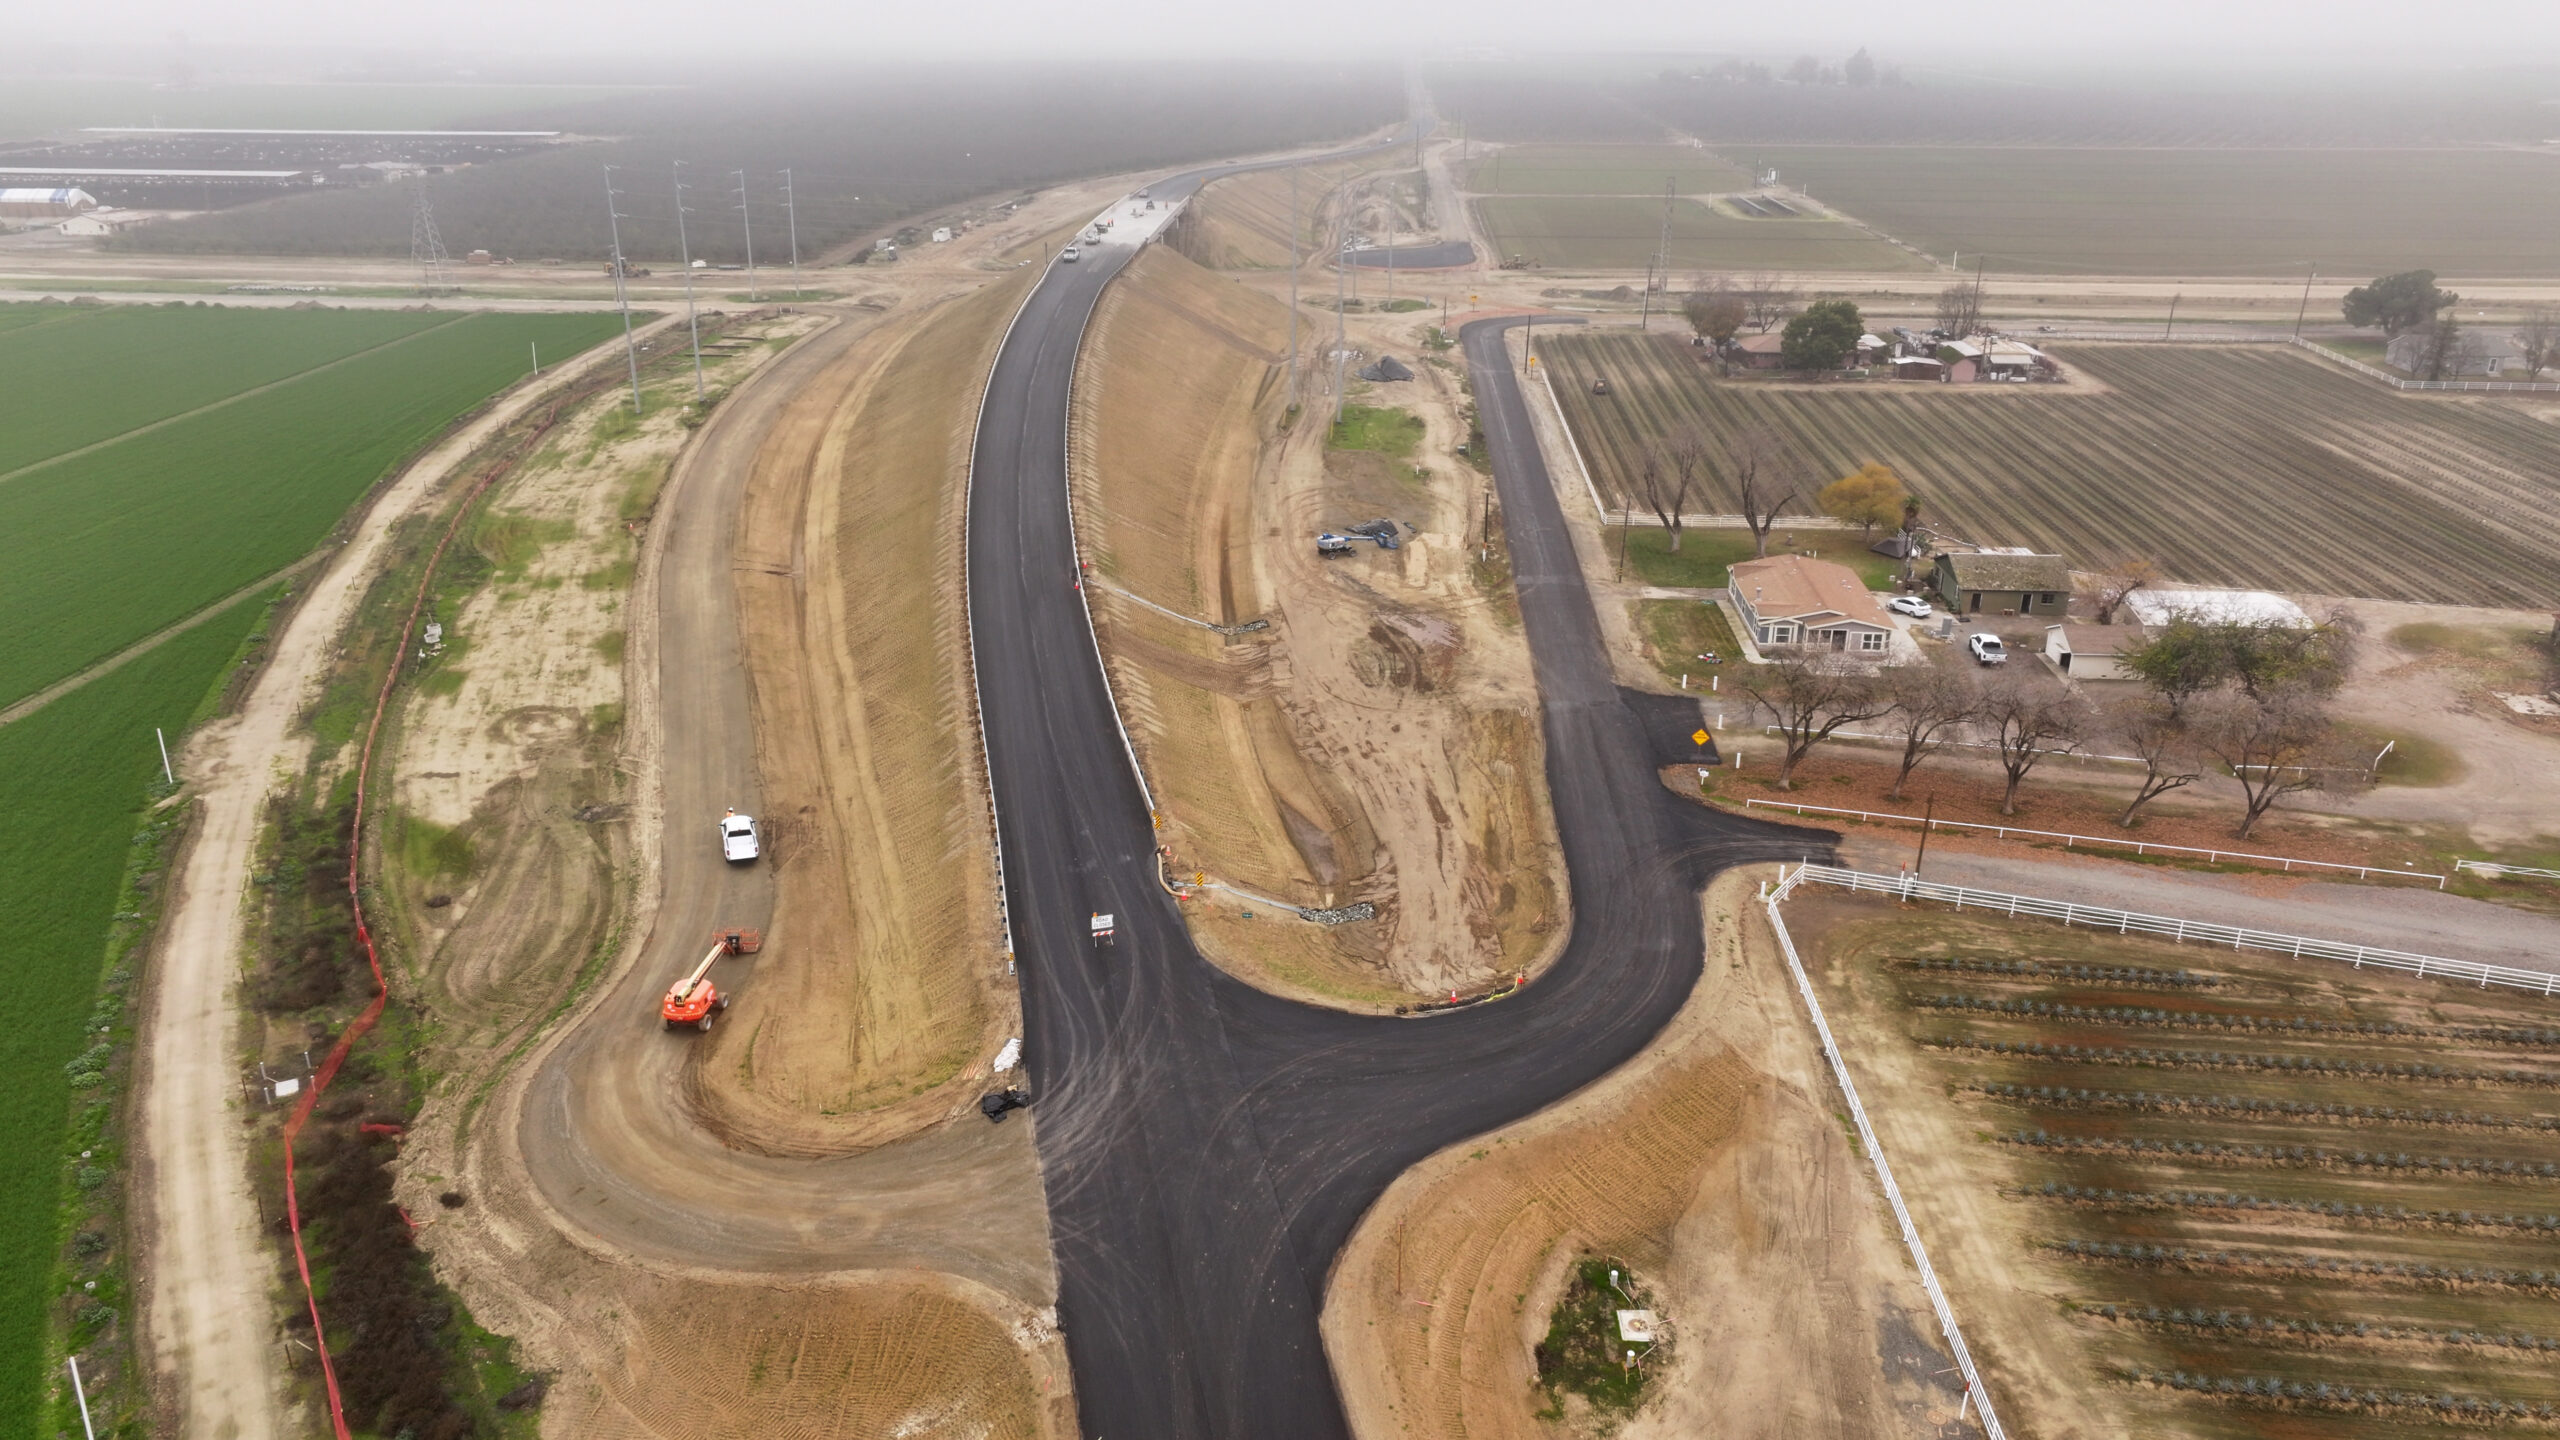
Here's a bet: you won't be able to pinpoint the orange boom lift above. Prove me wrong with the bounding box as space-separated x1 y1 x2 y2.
663 928 761 1031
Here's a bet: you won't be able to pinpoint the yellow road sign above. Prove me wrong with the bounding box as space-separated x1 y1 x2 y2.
1692 729 1710 745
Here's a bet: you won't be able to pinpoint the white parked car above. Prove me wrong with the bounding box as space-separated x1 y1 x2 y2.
719 810 760 863
1967 633 2008 666
1886 594 1933 618
1060 245 1081 263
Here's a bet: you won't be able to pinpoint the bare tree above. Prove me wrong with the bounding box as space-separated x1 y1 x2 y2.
1880 664 1979 801
1655 429 1710 551
1934 278 1985 339
2102 695 2203 827
2517 307 2558 380
2196 685 2363 840
2089 557 2161 625
1683 276 1746 347
1735 652 1891 790
1742 271 1800 334
1980 676 2083 815
1728 426 1798 558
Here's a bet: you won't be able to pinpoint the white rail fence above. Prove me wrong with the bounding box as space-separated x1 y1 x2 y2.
1761 866 2008 1440
2285 335 2560 394
2456 859 2560 884
1784 863 2560 996
1741 798 2449 888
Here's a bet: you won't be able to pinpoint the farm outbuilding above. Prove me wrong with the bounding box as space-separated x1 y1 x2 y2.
58 208 146 236
1889 355 1943 380
0 186 97 218
2044 623 2145 682
1934 549 2070 618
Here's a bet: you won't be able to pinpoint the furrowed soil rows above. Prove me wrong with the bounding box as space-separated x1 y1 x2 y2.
1473 195 1925 271
1464 144 1753 195
1792 897 2560 1437
1544 331 2560 607
0 309 628 708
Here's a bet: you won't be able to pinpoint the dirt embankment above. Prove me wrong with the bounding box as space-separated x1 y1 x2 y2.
1174 154 1391 270
688 272 1029 1152
1323 868 1971 1440
1073 241 1558 1003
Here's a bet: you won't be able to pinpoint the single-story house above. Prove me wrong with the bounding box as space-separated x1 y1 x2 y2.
1730 332 1788 370
2384 329 2521 379
1933 549 2070 618
2045 623 2145 682
1728 554 1893 654
58 207 146 237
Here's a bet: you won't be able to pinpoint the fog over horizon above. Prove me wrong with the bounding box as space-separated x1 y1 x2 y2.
15 0 2560 71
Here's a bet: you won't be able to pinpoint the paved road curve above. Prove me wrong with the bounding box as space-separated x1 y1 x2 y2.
969 171 1829 1431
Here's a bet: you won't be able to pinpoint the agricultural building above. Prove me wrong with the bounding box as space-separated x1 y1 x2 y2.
2044 623 2145 682
1936 338 1984 382
1855 333 1888 363
1727 553 1892 653
58 207 146 236
1888 354 1943 380
1933 549 2069 618
1985 341 2055 378
1731 332 1787 369
2124 588 2308 629
0 186 97 218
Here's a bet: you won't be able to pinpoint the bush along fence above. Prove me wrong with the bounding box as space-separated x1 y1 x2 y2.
1762 866 2007 1440
1785 864 2558 996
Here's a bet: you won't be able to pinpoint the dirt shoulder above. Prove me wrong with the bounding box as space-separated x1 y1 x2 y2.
1322 867 1968 1440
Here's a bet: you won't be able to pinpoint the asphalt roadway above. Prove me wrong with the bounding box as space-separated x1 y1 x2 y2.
969 175 1831 1433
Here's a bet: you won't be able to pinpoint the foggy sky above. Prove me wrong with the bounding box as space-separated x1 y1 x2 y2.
19 0 2560 67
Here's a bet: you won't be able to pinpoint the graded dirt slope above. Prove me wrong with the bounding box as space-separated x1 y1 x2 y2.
1323 868 1969 1440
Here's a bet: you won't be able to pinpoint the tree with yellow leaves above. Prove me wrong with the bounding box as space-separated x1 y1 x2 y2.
1815 462 1908 540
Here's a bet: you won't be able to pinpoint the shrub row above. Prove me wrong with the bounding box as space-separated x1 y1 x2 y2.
2094 1304 2560 1352
1976 1083 2557 1132
1934 1036 2555 1087
2128 1368 2559 1422
2022 1181 2560 1232
2050 1238 2560 1290
1923 995 2560 1049
1900 957 2216 988
2004 1128 2559 1179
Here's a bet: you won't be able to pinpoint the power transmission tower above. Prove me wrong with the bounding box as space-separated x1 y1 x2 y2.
409 183 452 296
780 168 802 300
1641 176 1672 331
603 166 643 413
672 161 705 400
733 169 758 302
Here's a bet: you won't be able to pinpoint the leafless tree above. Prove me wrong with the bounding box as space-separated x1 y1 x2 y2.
1934 279 1985 339
1880 664 1979 801
2517 307 2558 379
1682 276 1746 347
1734 652 1891 790
1980 675 2084 815
2196 685 2364 840
1742 271 1800 333
1630 442 1699 553
1728 426 1798 558
2102 695 2204 828
2413 314 2481 382
2089 557 2161 625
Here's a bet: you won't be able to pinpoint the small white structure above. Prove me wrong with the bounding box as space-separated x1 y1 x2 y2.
0 186 96 218
2125 589 2309 630
2044 623 2145 682
1616 1310 1657 1343
931 226 952 243
58 207 146 237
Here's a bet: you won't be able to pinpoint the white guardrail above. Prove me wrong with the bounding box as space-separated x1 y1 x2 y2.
1761 866 2007 1440
2456 859 2560 884
1784 862 2560 995
1741 798 2449 888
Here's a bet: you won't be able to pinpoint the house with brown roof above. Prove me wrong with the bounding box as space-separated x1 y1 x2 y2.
1933 549 2070 618
1727 554 1893 655
1730 332 1788 370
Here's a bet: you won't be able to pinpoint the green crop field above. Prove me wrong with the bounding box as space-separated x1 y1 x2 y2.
1474 194 1929 272
1541 331 2560 607
0 304 628 709
0 600 273 1437
1749 146 2560 278
1464 143 1753 195
1802 900 2560 1436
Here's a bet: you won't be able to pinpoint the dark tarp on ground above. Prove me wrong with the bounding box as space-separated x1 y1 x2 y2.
1357 355 1413 381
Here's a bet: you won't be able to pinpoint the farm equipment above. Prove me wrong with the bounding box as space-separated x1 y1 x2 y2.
1316 533 1355 556
662 928 762 1032
1344 519 1402 551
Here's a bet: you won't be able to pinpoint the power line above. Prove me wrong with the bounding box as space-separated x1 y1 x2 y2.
672 160 705 400
733 169 758 302
602 165 643 414
781 167 802 300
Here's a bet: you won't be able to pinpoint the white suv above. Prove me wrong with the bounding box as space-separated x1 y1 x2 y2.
719 810 760 863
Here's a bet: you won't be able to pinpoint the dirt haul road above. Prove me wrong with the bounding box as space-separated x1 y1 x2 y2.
133 319 675 1440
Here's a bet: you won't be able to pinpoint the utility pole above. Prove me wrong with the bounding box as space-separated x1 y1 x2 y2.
733 169 758 302
2293 262 2317 338
2162 291 2181 342
673 161 705 400
781 168 802 300
603 166 643 413
1333 197 1349 424
1642 175 1672 330
1286 166 1300 410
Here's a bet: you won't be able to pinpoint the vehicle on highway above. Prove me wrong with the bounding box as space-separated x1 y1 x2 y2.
1060 245 1081 263
1887 594 1933 618
1967 633 2009 665
720 809 760 862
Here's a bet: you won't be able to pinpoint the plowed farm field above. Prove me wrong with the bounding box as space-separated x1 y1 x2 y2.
1542 332 2560 608
1793 897 2560 1438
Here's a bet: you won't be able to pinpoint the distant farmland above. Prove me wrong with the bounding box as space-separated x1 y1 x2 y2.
1473 195 1927 271
1464 143 1751 195
1749 147 2560 277
1540 331 2560 607
0 303 628 708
